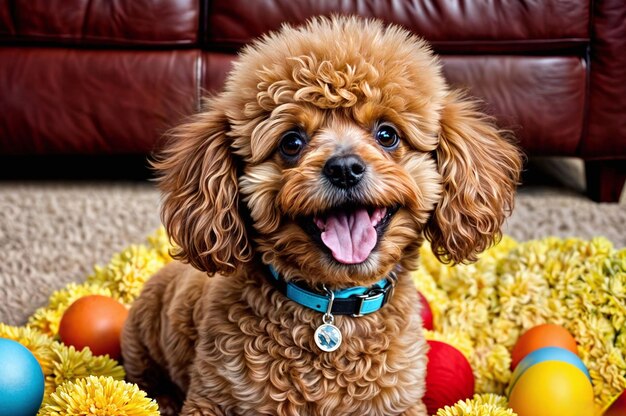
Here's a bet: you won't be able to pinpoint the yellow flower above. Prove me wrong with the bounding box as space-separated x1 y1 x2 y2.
87 244 166 304
47 344 125 395
146 226 174 264
412 268 449 327
436 394 516 415
472 345 512 394
39 375 159 416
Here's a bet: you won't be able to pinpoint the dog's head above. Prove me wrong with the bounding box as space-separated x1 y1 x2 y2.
155 16 521 288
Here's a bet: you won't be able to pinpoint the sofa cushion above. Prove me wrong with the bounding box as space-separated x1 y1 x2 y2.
205 0 590 53
0 48 197 154
442 56 586 156
0 0 199 46
201 52 234 95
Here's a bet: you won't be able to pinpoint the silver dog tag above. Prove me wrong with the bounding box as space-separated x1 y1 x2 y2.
315 321 342 352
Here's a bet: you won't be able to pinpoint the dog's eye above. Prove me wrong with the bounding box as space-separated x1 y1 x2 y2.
375 125 400 150
279 131 306 158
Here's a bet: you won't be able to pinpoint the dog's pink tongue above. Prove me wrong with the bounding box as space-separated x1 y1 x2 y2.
321 208 377 264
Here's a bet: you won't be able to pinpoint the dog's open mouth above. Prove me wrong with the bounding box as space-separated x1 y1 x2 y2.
301 205 398 265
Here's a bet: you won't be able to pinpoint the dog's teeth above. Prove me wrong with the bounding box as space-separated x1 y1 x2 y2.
371 208 388 227
371 209 380 226
314 218 326 231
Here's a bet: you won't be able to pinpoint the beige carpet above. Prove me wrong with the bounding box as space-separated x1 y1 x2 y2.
1 165 625 326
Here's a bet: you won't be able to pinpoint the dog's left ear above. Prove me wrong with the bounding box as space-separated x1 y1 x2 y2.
425 91 522 264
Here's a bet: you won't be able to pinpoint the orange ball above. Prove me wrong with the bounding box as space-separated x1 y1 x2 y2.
511 324 578 370
58 295 129 359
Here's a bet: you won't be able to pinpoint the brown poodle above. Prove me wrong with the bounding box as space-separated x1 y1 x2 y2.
121 16 521 416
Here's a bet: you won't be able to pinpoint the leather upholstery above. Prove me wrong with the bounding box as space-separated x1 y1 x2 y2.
0 2 14 35
206 0 590 53
0 0 199 45
0 48 196 154
0 0 624 169
585 0 626 159
201 52 235 96
441 56 586 156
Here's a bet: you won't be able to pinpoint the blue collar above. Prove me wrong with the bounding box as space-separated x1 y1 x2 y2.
267 265 397 317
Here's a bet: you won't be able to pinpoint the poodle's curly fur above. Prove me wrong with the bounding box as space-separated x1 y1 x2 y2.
121 16 522 416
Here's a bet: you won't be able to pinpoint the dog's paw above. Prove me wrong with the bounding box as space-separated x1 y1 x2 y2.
402 402 429 416
155 394 183 416
180 401 226 416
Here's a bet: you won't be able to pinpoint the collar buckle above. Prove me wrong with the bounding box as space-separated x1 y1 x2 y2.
351 293 373 318
351 272 397 317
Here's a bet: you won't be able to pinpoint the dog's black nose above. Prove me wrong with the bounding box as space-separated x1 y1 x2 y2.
323 155 366 188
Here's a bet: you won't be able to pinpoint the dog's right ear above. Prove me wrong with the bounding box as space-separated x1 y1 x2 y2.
152 103 252 276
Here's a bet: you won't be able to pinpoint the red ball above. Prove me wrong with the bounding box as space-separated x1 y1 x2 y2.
58 295 129 359
418 291 434 330
424 340 475 415
604 389 625 416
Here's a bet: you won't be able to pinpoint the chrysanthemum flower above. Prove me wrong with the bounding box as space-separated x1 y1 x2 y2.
38 375 159 416
472 345 512 394
47 344 125 394
87 244 166 304
435 394 516 416
145 226 175 264
412 267 450 327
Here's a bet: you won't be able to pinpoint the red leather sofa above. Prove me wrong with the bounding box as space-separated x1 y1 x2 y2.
1 0 625 201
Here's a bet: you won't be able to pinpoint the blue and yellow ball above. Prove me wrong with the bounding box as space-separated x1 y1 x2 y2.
508 360 594 416
507 346 591 396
